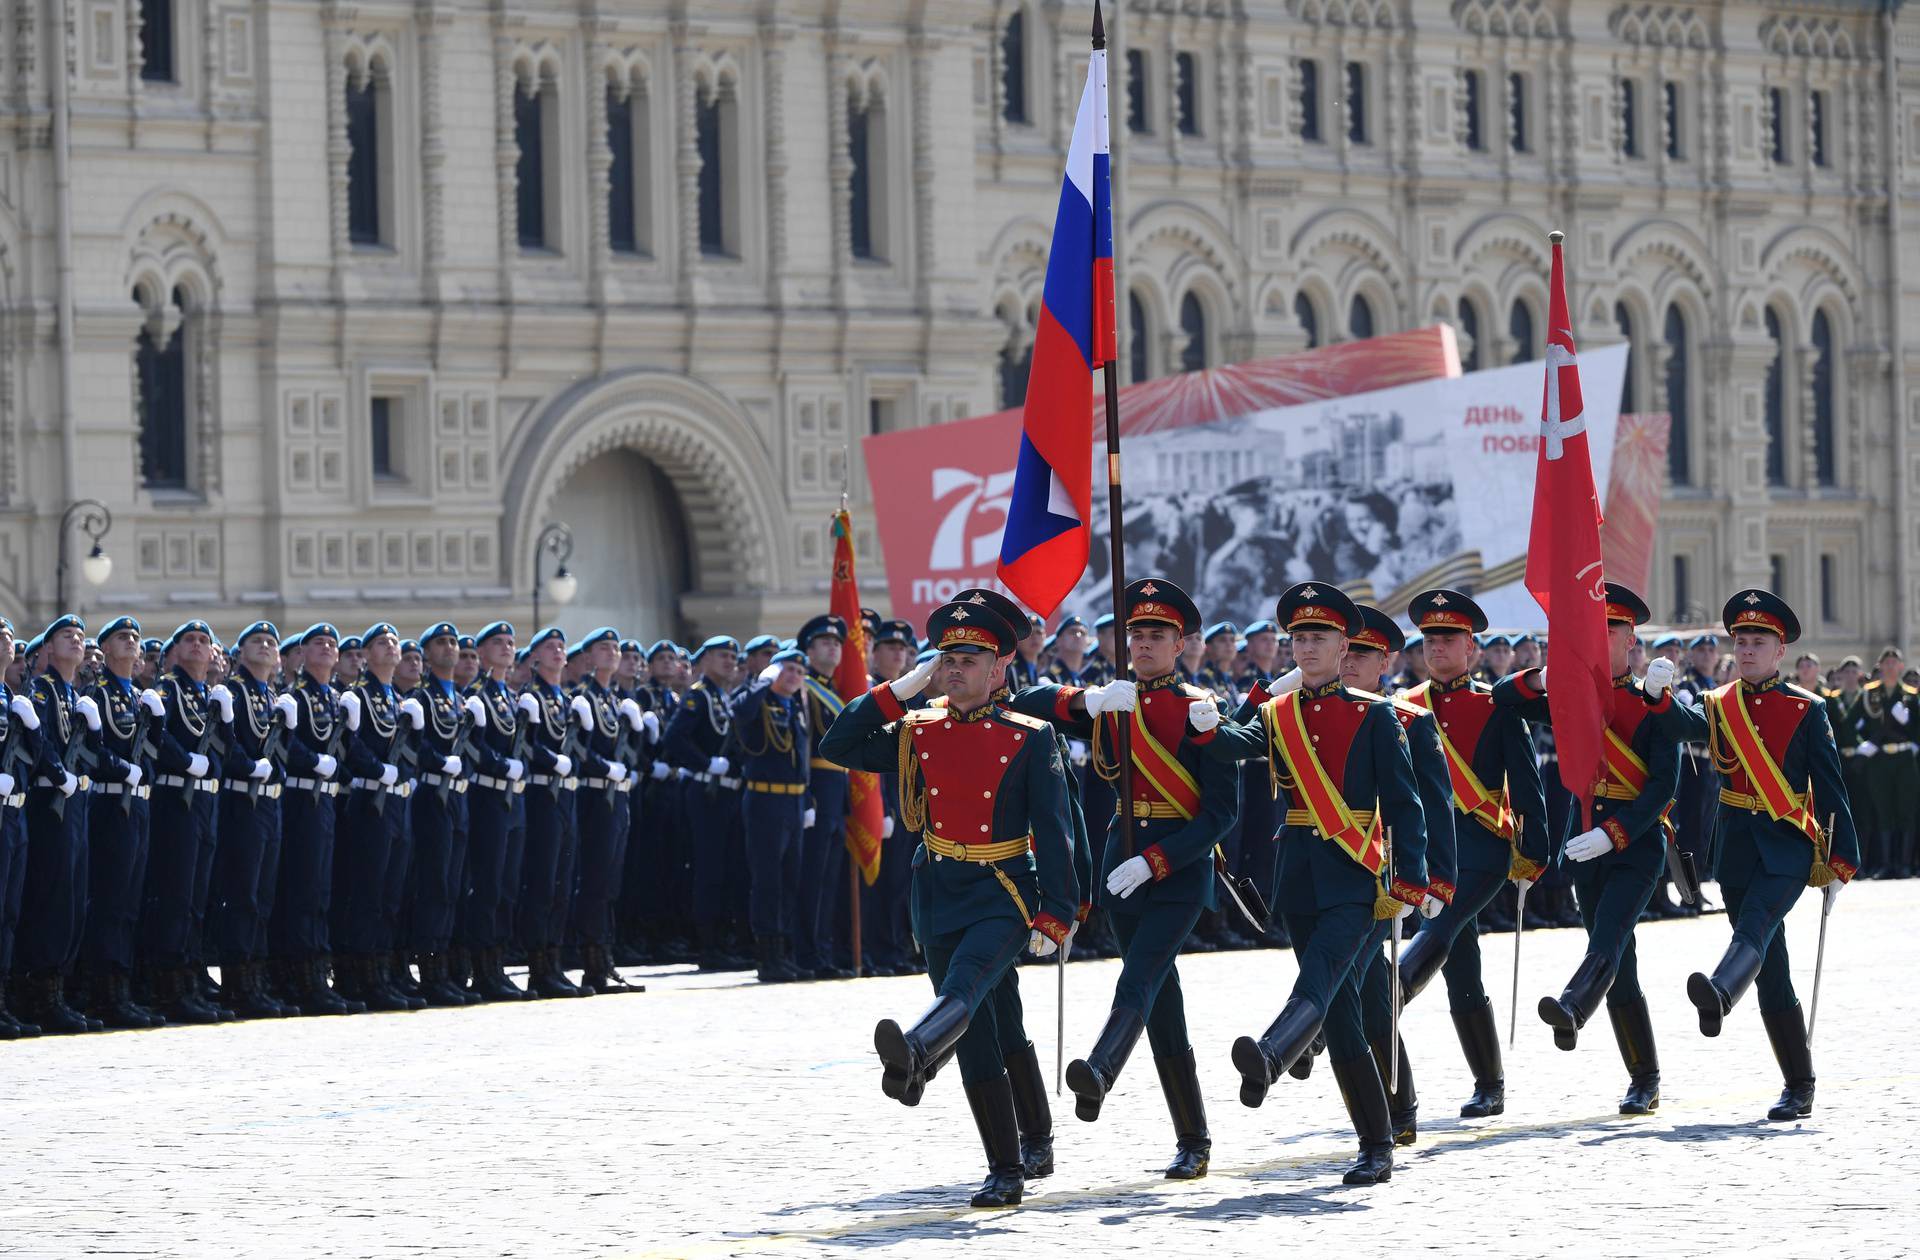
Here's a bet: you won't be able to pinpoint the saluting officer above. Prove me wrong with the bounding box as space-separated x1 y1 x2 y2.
0 618 38 1037
210 621 295 1019
1493 584 1680 1115
732 645 811 983
1207 584 1431 1187
663 636 749 973
1392 588 1549 1120
333 622 419 1012
569 626 642 994
516 626 588 998
274 623 360 1016
404 622 476 1008
822 601 1079 1210
77 615 161 1029
1675 590 1859 1122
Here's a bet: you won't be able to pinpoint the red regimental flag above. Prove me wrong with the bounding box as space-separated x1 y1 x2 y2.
1524 233 1610 827
831 509 884 884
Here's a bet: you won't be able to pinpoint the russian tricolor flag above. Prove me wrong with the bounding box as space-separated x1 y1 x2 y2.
996 23 1114 618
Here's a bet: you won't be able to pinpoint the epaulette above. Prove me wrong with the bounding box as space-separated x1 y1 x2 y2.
1864 680 1884 692
901 708 945 727
1781 682 1824 704
1176 683 1209 701
994 708 1049 732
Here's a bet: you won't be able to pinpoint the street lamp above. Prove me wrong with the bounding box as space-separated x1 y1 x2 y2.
56 498 113 612
531 521 577 629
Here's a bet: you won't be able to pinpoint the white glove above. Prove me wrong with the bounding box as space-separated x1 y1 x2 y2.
803 807 817 829
707 755 730 776
124 764 143 790
552 754 574 777
379 762 398 786
209 685 234 722
1271 667 1304 696
569 695 593 726
73 696 101 731
440 755 463 776
9 695 39 730
1028 930 1058 958
1857 740 1879 758
399 697 425 730
674 767 691 781
1538 667 1548 691
889 656 937 700
186 753 210 779
505 758 526 782
1895 701 1911 725
619 698 644 730
339 690 362 731
882 815 895 839
1106 854 1153 899
1067 739 1089 766
1823 880 1841 913
1084 679 1137 717
464 694 486 724
606 762 628 783
650 760 671 782
1512 876 1536 895
1642 658 1673 699
139 688 166 717
274 693 298 728
314 754 338 779
1420 892 1445 919
1566 826 1613 863
0 773 12 797
642 711 660 739
517 693 540 718
249 758 272 780
756 664 781 686
1188 695 1221 733
59 770 78 797
1394 899 1417 921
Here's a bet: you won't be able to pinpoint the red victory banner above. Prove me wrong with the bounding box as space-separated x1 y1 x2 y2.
830 508 884 885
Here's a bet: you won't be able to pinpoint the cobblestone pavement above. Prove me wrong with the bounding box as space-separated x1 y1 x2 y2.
5 882 1915 1259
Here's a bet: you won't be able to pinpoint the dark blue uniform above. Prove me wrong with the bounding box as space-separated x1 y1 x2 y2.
461 672 528 995
17 667 98 1030
517 676 583 994
275 668 355 1014
140 667 224 1015
335 675 414 966
404 673 472 975
796 670 851 975
732 681 809 950
569 675 635 983
662 677 744 967
0 680 35 1035
209 668 288 1014
77 669 152 1022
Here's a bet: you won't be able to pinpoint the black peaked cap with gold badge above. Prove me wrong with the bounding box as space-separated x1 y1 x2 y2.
1276 581 1362 636
925 601 1019 656
1124 578 1200 636
1722 588 1801 644
1407 587 1489 635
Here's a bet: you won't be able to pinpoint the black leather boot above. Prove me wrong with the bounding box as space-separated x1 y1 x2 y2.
157 966 222 1025
1004 1040 1054 1178
0 975 40 1037
529 946 587 998
389 952 427 1008
1609 994 1661 1114
1231 995 1323 1108
1452 998 1505 1117
1290 1030 1325 1081
299 958 356 1016
480 948 531 1001
91 969 157 1030
756 935 800 984
1331 1054 1395 1185
356 955 413 1012
32 974 95 1034
1156 1048 1211 1179
875 995 970 1104
1395 928 1450 1007
418 954 468 1008
1065 1007 1145 1122
1762 1004 1815 1120
1539 952 1618 1050
1687 939 1761 1037
963 1076 1025 1208
1369 1033 1418 1145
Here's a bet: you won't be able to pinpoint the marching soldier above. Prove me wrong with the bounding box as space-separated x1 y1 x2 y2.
1826 657 1877 875
1857 648 1917 881
794 615 852 980
0 618 36 1037
732 646 811 983
404 622 476 1008
1676 590 1859 1121
333 623 419 1012
1493 585 1680 1114
273 623 359 1016
460 621 531 1001
1391 588 1549 1119
569 627 642 993
210 621 296 1018
1205 584 1431 1186
821 601 1079 1209
1340 604 1456 1146
16 616 104 1033
77 616 161 1029
663 636 750 973
516 626 588 998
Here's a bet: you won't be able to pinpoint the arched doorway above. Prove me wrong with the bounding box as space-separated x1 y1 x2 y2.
546 448 692 644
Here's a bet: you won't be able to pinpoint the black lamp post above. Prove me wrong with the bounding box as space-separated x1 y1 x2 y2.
56 499 114 612
531 521 577 630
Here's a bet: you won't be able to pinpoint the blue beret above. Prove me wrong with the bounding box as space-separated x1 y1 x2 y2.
457 635 475 650
98 615 141 642
1042 631 1059 651
43 614 85 639
578 626 620 651
234 620 279 646
1689 633 1719 649
526 626 566 653
1235 638 1249 653
619 638 643 653
1244 620 1280 636
770 647 805 666
282 629 306 649
1403 632 1424 649
1203 621 1237 643
476 621 514 646
1055 615 1087 633
646 639 681 661
338 635 363 652
741 634 779 654
514 647 530 665
419 621 459 647
361 622 399 645
140 637 162 653
1651 633 1681 649
399 640 421 656
565 641 584 660
23 633 43 658
692 635 740 662
1093 613 1115 630
165 619 213 652
303 623 340 646
0 616 11 636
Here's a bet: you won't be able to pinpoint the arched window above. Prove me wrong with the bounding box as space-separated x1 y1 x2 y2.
1614 302 1637 413
345 56 393 247
1457 297 1481 372
696 75 739 257
1175 52 1200 135
135 285 190 490
1763 307 1787 487
1508 299 1535 363
1463 70 1484 152
1128 290 1151 383
849 86 888 261
1811 309 1836 486
1001 11 1027 125
514 67 559 252
1125 50 1149 134
1348 294 1374 341
999 341 1031 412
607 78 651 256
1298 60 1322 142
1664 305 1691 485
139 0 175 83
1179 293 1208 373
1294 292 1320 348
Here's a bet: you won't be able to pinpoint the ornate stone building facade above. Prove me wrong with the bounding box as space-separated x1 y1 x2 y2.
2 0 1917 653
